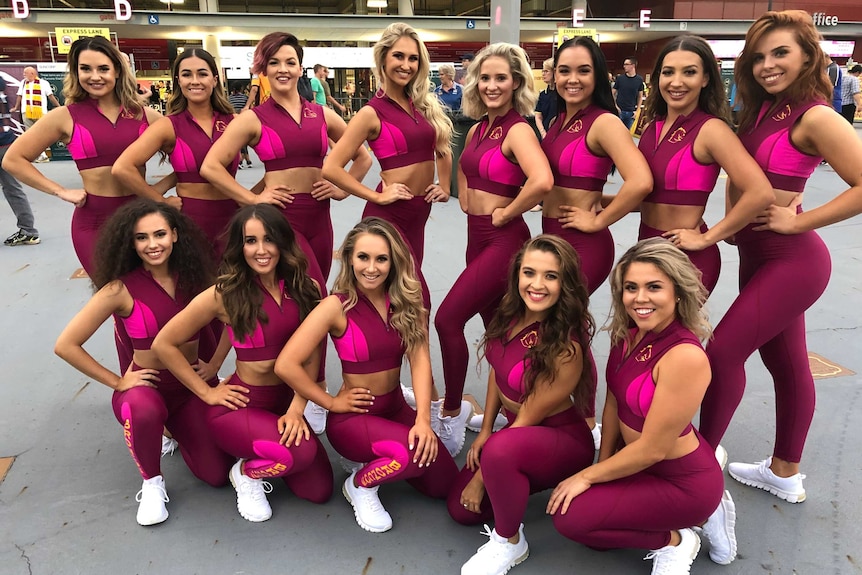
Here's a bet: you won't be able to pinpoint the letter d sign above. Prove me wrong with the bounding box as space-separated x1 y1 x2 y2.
115 0 132 21
13 0 30 18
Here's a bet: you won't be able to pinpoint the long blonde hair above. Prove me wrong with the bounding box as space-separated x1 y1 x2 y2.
63 36 142 115
607 238 711 347
373 23 452 156
462 43 536 119
332 218 427 355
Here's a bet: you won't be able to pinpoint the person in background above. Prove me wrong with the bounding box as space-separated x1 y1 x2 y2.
314 64 346 114
9 66 61 163
228 86 253 169
613 57 645 130
1 76 40 246
435 64 462 111
242 73 271 112
825 56 843 113
309 70 326 106
534 58 557 139
455 53 474 85
840 64 862 124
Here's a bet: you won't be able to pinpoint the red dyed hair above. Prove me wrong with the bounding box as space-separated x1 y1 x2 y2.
251 32 303 76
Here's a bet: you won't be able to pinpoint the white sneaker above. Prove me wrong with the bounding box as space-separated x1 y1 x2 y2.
135 475 169 526
467 411 507 433
461 523 529 575
728 457 806 503
437 400 473 457
699 490 737 564
401 384 417 408
591 423 602 450
161 436 178 457
304 401 328 435
715 445 728 471
644 527 700 575
430 399 442 435
342 470 392 533
229 459 273 522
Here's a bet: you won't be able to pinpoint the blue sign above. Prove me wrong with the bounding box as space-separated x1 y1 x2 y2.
466 19 475 29
148 14 159 24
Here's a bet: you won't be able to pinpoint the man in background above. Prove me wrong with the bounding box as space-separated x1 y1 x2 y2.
840 64 861 124
454 53 474 85
9 67 60 163
612 57 645 130
1 76 40 246
314 64 346 114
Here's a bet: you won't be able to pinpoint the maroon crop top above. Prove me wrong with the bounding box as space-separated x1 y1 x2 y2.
251 98 328 172
226 279 302 362
331 292 405 375
119 267 197 351
606 320 701 436
67 98 148 171
168 110 239 183
739 98 825 193
484 322 541 404
639 109 720 207
460 107 527 198
541 105 614 192
365 90 436 171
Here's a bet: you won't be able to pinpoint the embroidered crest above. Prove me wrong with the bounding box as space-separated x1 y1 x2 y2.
567 119 583 133
214 120 227 133
772 104 792 122
489 126 503 140
520 330 539 349
120 109 135 120
635 344 653 362
668 127 686 144
303 107 318 118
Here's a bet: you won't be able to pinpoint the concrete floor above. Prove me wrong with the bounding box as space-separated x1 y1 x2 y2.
1 136 861 574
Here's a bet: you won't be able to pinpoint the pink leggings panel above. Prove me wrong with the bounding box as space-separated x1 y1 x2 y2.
207 376 333 503
639 221 720 295
111 366 232 486
553 437 723 550
363 194 433 310
447 407 595 538
700 226 831 462
436 215 530 411
327 386 458 498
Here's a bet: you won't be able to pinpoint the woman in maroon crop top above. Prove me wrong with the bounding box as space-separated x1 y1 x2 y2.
434 43 554 458
153 204 333 523
3 36 166 275
276 218 458 533
634 36 773 294
550 239 733 573
700 12 862 505
450 235 596 575
55 199 231 527
114 48 239 261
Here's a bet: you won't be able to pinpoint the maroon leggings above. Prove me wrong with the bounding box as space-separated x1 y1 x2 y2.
699 225 831 462
639 221 721 294
363 192 433 310
543 216 615 419
280 193 334 281
327 386 458 498
180 196 239 263
110 364 232 486
553 436 723 550
447 407 595 538
435 215 531 411
207 375 333 503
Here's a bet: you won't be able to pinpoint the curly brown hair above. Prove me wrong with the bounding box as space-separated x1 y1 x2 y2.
91 199 213 300
216 204 321 340
480 235 595 409
734 10 831 131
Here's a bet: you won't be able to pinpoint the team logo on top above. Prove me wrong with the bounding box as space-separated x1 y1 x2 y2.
567 119 583 133
214 120 227 132
772 104 792 122
489 126 503 140
635 344 653 362
120 108 135 120
668 127 686 144
303 108 318 118
520 330 539 349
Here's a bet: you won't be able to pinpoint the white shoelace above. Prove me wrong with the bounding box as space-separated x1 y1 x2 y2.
239 478 273 501
136 483 169 504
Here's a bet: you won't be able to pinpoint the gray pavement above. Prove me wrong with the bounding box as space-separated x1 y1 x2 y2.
2 135 862 575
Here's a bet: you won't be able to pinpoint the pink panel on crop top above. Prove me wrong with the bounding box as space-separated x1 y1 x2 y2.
331 292 404 375
460 108 527 198
251 98 328 172
541 105 613 192
366 90 436 171
226 279 302 362
67 98 148 170
119 267 197 351
169 109 238 183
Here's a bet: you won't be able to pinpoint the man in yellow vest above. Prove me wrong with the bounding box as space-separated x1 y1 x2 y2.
10 67 61 163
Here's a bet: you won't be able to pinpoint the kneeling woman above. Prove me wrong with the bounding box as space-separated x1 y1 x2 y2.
153 204 333 523
276 218 458 533
549 239 733 574
55 200 232 526
450 235 597 575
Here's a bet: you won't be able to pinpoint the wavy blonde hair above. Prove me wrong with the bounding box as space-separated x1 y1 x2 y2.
373 23 452 156
332 218 427 355
462 42 536 119
63 36 141 115
607 238 711 347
